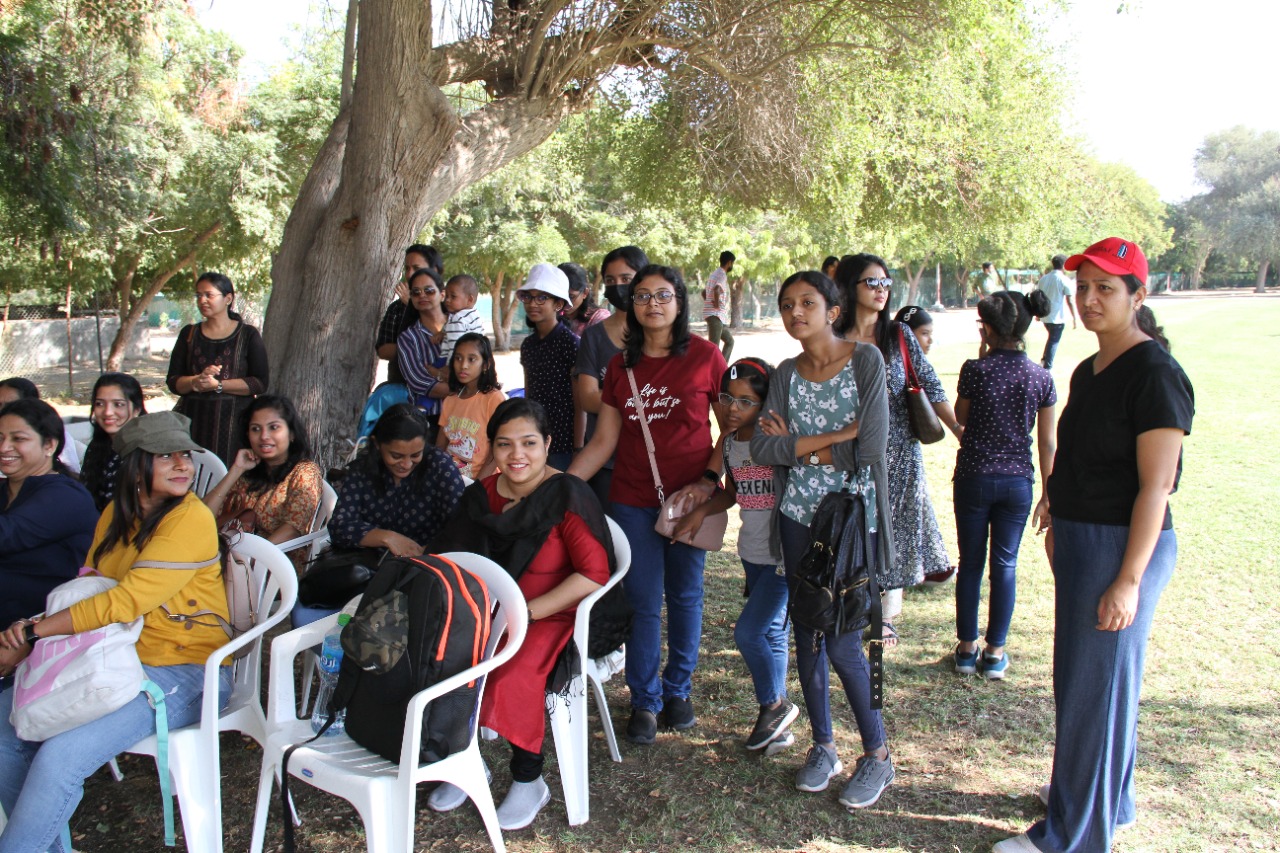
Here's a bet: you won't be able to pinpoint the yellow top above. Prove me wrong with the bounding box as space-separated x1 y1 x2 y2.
69 492 229 667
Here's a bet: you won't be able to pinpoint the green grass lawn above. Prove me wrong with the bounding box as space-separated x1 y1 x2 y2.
83 294 1280 852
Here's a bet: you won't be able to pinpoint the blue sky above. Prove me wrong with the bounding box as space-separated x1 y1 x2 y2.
195 0 1280 203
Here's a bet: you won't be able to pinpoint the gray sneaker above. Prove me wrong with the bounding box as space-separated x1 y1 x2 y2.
794 744 842 792
838 752 895 809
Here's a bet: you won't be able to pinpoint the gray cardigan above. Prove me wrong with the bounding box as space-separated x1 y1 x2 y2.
749 342 896 586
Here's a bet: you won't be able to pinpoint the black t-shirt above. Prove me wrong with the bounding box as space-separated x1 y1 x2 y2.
520 320 580 456
1048 340 1194 529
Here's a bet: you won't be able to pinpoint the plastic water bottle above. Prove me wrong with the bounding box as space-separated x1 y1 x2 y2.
310 614 351 735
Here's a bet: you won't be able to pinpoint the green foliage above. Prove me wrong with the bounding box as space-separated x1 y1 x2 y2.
1189 125 1280 270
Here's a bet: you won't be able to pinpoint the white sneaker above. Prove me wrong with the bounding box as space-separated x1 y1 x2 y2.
496 776 551 831
1038 782 1135 830
428 762 491 812
992 834 1040 852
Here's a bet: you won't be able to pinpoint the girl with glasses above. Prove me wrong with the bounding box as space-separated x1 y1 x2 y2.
517 264 579 471
569 264 728 745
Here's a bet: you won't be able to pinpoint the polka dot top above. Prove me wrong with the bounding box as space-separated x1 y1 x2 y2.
330 449 465 548
955 349 1056 481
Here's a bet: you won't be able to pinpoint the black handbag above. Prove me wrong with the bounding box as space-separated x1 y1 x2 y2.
789 468 884 708
898 325 945 444
297 547 387 608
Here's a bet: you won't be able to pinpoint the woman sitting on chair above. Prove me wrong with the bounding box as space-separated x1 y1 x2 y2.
202 395 323 574
0 411 231 851
429 397 615 832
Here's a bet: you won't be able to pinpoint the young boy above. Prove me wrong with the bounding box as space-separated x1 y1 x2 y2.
431 274 485 380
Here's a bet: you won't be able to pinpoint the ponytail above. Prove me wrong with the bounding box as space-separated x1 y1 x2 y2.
1136 305 1169 351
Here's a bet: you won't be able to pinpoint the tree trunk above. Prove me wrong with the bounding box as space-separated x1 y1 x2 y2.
953 266 971 307
262 0 575 466
103 224 222 371
489 271 509 351
1190 244 1211 289
902 261 927 306
1256 259 1270 294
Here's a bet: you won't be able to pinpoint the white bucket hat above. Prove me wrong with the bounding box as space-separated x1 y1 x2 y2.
517 263 571 303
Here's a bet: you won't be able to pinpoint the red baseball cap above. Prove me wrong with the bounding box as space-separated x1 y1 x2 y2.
1064 237 1148 285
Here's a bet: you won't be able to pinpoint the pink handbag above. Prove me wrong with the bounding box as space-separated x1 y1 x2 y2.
626 368 727 551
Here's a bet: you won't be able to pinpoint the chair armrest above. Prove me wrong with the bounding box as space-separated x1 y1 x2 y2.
266 614 339 726
571 568 628 666
276 528 326 555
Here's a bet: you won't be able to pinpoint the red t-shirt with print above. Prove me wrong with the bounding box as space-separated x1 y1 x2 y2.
602 335 727 508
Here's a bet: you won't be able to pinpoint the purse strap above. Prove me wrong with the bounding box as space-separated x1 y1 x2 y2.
896 325 923 392
626 367 666 504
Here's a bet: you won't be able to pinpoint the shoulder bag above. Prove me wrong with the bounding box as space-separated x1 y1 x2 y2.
626 367 728 551
897 325 946 444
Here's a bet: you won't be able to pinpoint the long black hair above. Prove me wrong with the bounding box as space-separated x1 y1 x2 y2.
447 332 502 393
196 272 242 322
362 403 433 492
622 264 691 367
82 373 146 504
92 448 187 564
0 397 69 475
833 253 894 358
239 395 312 492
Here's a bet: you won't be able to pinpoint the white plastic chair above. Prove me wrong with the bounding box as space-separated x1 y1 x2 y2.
120 533 299 853
546 515 631 825
276 479 339 562
189 448 228 498
248 553 528 853
64 419 94 467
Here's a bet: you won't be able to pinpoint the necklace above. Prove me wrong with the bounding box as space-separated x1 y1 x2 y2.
497 470 547 507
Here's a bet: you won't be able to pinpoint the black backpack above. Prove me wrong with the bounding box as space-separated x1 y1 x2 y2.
789 474 884 709
281 554 492 852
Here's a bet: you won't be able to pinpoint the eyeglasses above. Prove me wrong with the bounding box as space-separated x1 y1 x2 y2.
718 393 761 409
859 277 893 292
631 290 675 305
194 291 222 302
516 291 555 304
409 287 437 298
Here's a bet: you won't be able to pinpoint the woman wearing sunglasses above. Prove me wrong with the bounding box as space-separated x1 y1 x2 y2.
835 254 961 645
397 267 451 438
569 264 728 746
518 264 580 471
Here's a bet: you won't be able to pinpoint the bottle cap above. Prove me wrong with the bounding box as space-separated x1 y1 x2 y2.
337 613 351 626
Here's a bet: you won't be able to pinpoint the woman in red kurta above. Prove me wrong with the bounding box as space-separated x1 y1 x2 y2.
427 397 614 832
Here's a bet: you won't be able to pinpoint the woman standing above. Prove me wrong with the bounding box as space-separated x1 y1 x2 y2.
202 395 324 574
573 246 648 507
518 264 579 472
428 398 612 830
396 268 450 436
0 411 231 851
0 399 97 633
994 238 1193 853
836 255 959 638
166 272 269 465
751 271 895 808
79 373 146 512
569 264 727 744
952 292 1056 679
561 262 610 336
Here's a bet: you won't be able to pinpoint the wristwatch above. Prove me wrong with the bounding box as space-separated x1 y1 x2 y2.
807 451 821 465
215 381 224 394
22 622 40 646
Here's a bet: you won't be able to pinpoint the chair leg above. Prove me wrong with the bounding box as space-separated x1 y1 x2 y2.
166 747 223 853
589 671 622 763
248 758 278 853
549 685 590 825
108 757 125 782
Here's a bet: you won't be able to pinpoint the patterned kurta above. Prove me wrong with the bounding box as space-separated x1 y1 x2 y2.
883 325 950 587
223 460 324 574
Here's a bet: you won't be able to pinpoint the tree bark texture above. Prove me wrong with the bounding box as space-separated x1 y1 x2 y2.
263 0 576 464
1256 259 1270 294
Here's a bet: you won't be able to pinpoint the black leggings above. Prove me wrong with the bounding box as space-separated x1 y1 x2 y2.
510 744 544 783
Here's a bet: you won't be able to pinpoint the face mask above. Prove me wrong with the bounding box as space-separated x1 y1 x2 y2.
604 284 630 311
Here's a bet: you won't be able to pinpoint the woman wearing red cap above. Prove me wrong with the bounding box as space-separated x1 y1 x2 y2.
994 238 1194 853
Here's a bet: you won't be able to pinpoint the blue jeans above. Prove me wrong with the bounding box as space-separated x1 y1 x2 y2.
610 502 707 713
953 474 1034 648
1041 323 1065 369
734 559 790 706
0 663 232 853
780 515 885 752
1027 518 1176 853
